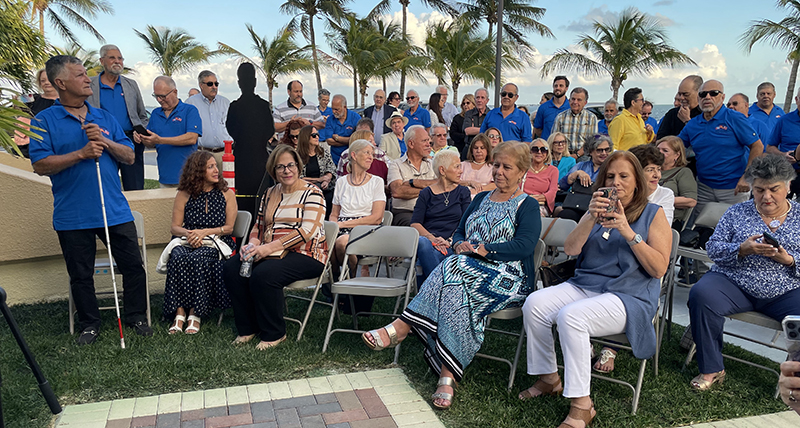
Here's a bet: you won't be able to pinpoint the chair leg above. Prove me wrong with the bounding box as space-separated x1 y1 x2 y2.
682 343 697 371
297 278 325 341
631 359 647 415
509 327 526 391
323 294 340 353
349 295 359 330
217 311 224 327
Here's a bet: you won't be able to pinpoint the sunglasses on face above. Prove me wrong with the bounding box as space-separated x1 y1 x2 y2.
434 133 447 138
310 133 319 138
699 90 722 98
204 81 219 87
488 134 501 139
406 96 417 100
530 146 548 154
500 91 516 98
727 101 739 107
595 147 612 153
289 134 298 140
553 140 567 145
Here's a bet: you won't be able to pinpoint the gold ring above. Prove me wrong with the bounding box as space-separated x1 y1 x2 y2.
791 389 797 402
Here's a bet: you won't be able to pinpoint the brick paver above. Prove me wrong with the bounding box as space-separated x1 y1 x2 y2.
56 370 435 428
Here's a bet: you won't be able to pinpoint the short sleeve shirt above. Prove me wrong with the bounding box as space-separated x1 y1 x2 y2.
148 100 202 185
404 107 431 130
678 106 760 189
319 109 361 165
533 98 570 140
387 155 436 211
30 100 134 230
332 175 386 218
480 107 533 142
767 109 800 163
749 102 785 131
273 98 323 138
98 73 133 132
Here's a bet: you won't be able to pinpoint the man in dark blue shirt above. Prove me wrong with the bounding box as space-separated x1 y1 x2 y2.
30 55 152 345
533 75 570 140
480 83 532 142
320 94 360 165
749 82 785 132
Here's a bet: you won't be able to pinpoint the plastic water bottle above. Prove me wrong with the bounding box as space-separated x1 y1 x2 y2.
239 244 254 278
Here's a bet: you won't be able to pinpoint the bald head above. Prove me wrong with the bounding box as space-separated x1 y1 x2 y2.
373 89 386 109
678 75 703 109
699 80 725 116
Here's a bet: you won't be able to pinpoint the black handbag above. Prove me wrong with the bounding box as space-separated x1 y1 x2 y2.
540 258 577 288
562 180 594 211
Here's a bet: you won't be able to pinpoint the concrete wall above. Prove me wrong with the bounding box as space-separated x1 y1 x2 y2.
0 154 176 305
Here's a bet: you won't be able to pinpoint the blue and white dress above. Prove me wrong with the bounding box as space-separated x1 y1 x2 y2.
401 192 529 381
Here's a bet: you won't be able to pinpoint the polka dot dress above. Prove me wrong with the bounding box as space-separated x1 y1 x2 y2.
163 189 233 318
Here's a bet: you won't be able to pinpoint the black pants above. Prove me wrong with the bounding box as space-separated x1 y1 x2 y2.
119 131 145 191
391 209 414 226
557 207 586 221
57 221 148 331
223 253 324 341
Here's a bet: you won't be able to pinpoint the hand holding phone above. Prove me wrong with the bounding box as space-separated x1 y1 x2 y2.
133 124 151 137
597 187 618 222
783 316 800 363
763 231 781 248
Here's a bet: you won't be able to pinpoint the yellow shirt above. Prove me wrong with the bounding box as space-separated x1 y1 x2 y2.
608 108 655 151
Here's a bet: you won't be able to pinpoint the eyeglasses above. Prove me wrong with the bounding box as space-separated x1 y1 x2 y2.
595 147 612 153
487 134 501 139
699 90 722 98
310 133 319 138
152 90 174 100
530 146 548 154
406 96 417 100
500 91 516 98
390 97 400 101
553 139 567 145
727 101 739 107
275 162 297 172
434 133 447 138
204 81 219 87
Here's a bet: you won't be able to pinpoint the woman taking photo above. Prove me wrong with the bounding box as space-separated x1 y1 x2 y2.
688 154 800 391
165 151 237 334
296 125 336 217
520 151 671 428
223 145 329 350
460 134 496 195
362 142 541 409
657 136 697 229
411 150 471 285
521 138 559 216
548 132 576 181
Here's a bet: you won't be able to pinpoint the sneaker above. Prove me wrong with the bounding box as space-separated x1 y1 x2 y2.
76 327 98 345
128 320 154 337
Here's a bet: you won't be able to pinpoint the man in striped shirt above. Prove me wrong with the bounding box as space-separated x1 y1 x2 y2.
550 87 597 158
272 80 325 140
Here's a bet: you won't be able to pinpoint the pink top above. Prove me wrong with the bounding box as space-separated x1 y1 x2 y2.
521 165 559 212
460 161 493 185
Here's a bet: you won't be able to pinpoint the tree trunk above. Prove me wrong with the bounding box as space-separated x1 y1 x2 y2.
611 76 621 102
382 76 386 93
360 80 368 108
39 10 44 35
785 56 800 112
267 77 274 105
399 4 408 97
353 71 358 109
310 17 322 94
452 79 459 107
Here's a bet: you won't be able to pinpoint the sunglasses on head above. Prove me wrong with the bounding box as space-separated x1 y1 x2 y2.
530 146 548 154
204 81 219 87
500 91 516 98
699 90 722 98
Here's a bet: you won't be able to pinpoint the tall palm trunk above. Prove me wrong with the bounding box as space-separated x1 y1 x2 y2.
399 2 408 96
267 77 275 105
310 17 322 94
353 72 358 108
382 76 387 93
38 9 44 35
785 56 800 112
452 79 460 106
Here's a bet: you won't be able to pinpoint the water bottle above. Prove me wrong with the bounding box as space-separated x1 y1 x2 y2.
239 244 254 278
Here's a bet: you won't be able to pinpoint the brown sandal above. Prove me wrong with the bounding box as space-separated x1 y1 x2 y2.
518 377 563 400
557 403 596 428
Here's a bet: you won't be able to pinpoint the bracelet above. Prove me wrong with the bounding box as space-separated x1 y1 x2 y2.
220 227 224 235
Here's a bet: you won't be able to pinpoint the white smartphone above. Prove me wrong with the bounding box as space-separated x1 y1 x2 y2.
782 315 800 362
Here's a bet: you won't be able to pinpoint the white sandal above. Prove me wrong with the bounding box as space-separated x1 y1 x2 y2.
592 348 617 374
169 314 186 334
185 315 201 334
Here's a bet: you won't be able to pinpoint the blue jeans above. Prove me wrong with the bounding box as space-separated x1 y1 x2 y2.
417 236 452 289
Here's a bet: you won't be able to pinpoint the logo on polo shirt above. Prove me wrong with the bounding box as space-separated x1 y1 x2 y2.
172 117 182 122
346 126 353 130
100 127 110 136
509 120 517 125
715 125 728 131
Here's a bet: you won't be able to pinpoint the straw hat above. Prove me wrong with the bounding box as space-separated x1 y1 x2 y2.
385 111 409 128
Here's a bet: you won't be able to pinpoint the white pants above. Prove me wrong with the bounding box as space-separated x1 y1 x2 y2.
522 282 627 398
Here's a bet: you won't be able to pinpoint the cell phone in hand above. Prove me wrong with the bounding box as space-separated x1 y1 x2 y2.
598 187 618 221
763 231 780 248
133 124 150 137
783 316 800 363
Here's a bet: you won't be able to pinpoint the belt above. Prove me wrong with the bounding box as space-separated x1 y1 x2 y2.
199 146 224 153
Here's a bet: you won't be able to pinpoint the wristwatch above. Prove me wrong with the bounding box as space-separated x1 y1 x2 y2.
409 179 416 189
627 234 643 246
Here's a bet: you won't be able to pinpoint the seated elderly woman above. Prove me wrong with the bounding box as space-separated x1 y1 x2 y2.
520 151 671 428
223 145 329 350
460 134 496 195
548 132 577 181
555 134 613 221
411 150 471 285
687 154 800 391
430 123 459 157
164 151 237 334
657 136 697 229
362 142 542 409
297 125 336 217
522 138 559 216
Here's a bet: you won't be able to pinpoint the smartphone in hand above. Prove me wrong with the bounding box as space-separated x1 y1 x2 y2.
598 187 618 222
133 124 151 137
763 231 781 248
783 316 800 364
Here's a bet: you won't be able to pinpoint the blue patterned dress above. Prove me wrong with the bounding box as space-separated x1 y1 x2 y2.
401 192 529 381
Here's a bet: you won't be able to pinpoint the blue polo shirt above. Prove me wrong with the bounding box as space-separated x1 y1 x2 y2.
644 117 659 135
749 102 785 131
480 107 533 142
98 73 133 132
533 98 570 140
598 119 610 135
749 115 771 151
30 100 134 231
678 106 760 189
147 100 202 185
404 106 431 130
767 109 800 159
320 109 360 165
318 106 332 118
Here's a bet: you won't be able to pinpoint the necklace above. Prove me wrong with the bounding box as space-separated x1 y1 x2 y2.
491 187 519 202
472 160 486 166
61 101 86 109
756 201 791 229
531 164 546 174
350 172 368 186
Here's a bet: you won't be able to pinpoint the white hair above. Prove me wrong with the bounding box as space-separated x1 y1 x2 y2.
405 125 426 145
433 150 460 178
431 123 447 134
99 44 120 58
154 76 176 90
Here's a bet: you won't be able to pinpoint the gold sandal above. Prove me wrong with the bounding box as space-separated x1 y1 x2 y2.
557 402 596 428
519 377 563 400
255 335 286 350
362 324 400 351
431 376 456 410
691 371 725 391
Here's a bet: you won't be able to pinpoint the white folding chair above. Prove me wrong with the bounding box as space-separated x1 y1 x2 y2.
474 239 546 391
540 218 578 264
676 202 730 288
357 211 394 277
284 221 339 340
69 211 150 334
322 225 419 364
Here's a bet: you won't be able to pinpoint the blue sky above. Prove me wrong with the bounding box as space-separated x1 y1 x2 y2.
52 0 793 108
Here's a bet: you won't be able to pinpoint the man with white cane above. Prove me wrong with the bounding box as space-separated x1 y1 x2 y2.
30 55 153 345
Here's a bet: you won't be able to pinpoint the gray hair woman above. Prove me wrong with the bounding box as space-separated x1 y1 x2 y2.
555 134 614 220
688 154 800 391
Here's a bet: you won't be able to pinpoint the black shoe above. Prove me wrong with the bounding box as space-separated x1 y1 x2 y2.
128 320 154 337
76 327 99 345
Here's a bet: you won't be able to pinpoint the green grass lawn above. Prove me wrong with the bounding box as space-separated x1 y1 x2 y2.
0 293 788 428
143 179 159 190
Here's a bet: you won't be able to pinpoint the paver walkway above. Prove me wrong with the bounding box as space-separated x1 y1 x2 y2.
52 368 443 428
678 410 800 427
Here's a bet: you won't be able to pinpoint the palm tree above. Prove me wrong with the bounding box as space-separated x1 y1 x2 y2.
218 24 314 104
740 0 800 112
279 0 351 94
458 0 552 49
425 20 529 103
369 0 457 95
28 0 113 47
50 44 101 75
540 7 695 100
1 0 48 91
134 26 216 77
372 19 426 94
